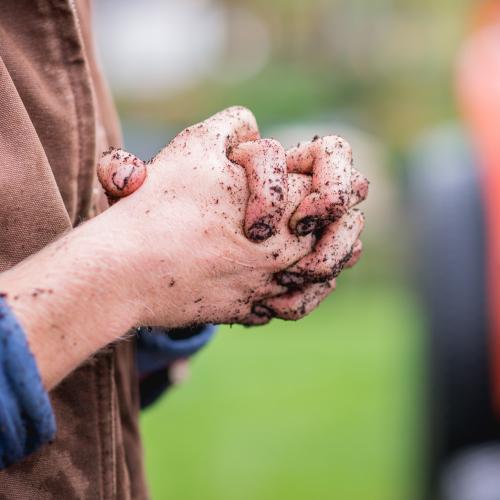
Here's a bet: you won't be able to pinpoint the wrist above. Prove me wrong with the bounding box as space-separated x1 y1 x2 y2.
0 212 143 388
70 209 145 334
106 195 207 328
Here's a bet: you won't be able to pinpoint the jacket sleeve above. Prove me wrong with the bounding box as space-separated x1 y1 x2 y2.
136 324 216 409
0 297 56 469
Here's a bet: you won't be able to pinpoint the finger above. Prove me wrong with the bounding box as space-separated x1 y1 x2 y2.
277 210 365 286
260 279 336 321
240 315 272 327
204 106 260 149
240 304 274 326
349 169 369 208
228 139 288 242
295 168 368 235
168 359 190 385
97 148 147 203
287 136 353 236
344 239 362 269
237 278 289 326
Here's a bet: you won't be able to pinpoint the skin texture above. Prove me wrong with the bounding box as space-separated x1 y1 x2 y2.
227 139 287 242
344 239 363 269
98 110 369 326
287 136 365 235
0 106 368 390
276 210 365 286
261 279 337 321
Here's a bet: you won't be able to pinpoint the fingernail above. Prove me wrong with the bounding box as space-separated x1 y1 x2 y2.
276 272 305 287
295 216 319 236
247 221 274 242
251 303 275 318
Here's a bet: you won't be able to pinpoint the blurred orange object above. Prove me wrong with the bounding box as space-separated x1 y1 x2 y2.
457 4 500 417
471 0 500 32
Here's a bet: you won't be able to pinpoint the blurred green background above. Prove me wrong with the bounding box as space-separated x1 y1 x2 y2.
94 0 473 498
142 283 423 500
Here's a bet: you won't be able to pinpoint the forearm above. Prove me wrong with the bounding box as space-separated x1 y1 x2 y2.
0 210 143 390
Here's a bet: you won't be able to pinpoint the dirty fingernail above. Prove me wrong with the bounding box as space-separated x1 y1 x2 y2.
251 303 276 318
247 221 274 242
295 216 319 236
276 272 305 287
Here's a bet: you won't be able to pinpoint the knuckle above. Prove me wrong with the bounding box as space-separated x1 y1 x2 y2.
227 105 255 122
335 136 353 154
345 209 365 228
258 138 285 156
269 254 292 273
309 196 349 221
194 122 210 137
178 122 208 141
174 128 190 144
325 192 350 215
320 135 353 156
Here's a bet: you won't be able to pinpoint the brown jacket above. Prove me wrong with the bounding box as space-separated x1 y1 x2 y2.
0 0 148 498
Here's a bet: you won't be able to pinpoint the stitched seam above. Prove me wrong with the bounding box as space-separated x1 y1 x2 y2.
97 356 112 500
92 363 105 500
48 0 96 223
41 3 105 499
108 353 118 498
64 0 97 221
41 0 80 219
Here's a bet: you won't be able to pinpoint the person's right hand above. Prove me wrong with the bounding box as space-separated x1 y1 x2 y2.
228 136 367 323
97 107 367 328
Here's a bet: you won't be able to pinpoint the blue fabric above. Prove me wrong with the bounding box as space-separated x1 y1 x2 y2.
136 324 216 376
138 367 170 409
0 297 56 469
136 324 216 408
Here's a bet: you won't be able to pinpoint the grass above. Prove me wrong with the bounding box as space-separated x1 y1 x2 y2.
141 281 425 500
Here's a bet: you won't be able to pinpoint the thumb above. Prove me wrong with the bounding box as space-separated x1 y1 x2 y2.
97 147 147 203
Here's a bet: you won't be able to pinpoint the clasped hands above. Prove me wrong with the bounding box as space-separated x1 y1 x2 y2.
97 106 368 328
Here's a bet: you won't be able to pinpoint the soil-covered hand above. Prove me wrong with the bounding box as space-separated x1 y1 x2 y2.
98 107 367 327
